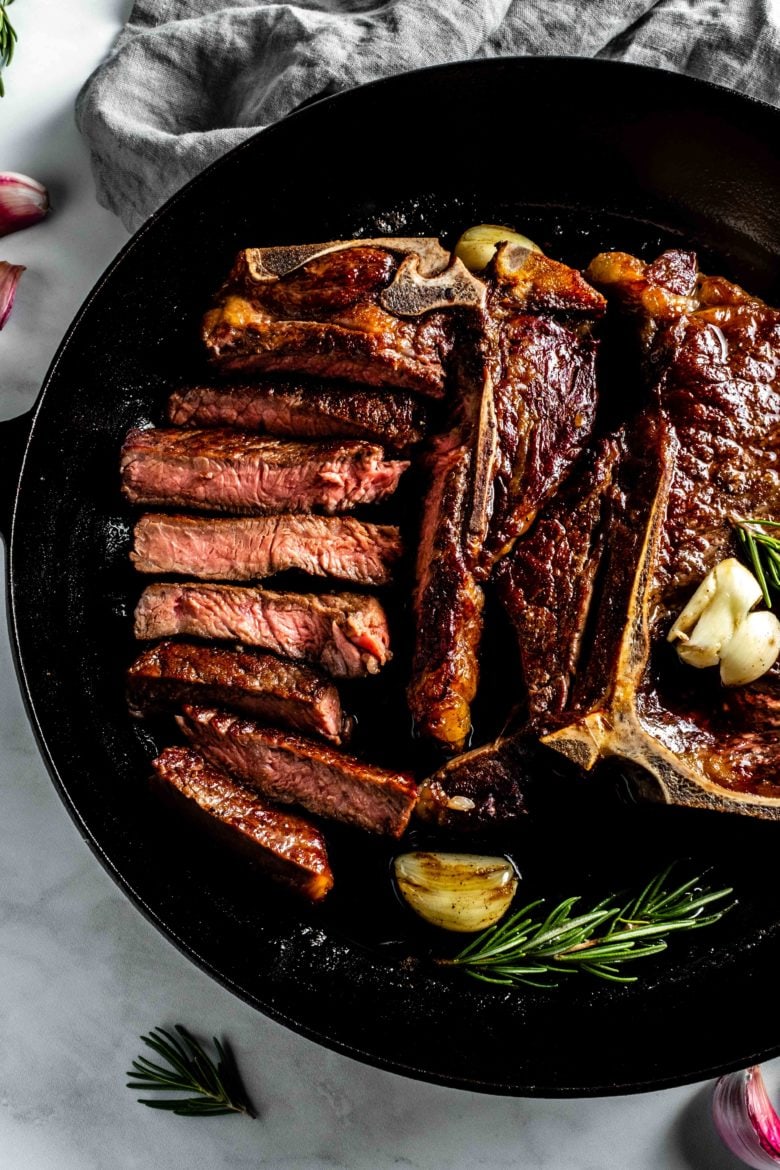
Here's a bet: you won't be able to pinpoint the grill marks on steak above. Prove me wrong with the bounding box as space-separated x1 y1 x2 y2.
120 428 408 515
177 706 418 837
131 513 402 587
151 747 334 900
544 250 780 815
134 583 391 678
128 640 348 743
168 381 428 451
201 243 478 397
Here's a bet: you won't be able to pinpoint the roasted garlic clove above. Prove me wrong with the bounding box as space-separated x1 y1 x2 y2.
719 611 780 686
393 851 518 933
669 559 764 669
454 224 541 272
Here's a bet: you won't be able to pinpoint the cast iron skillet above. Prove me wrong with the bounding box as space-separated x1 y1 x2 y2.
3 58 780 1097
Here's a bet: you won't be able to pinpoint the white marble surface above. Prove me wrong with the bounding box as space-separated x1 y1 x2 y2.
0 3 768 1167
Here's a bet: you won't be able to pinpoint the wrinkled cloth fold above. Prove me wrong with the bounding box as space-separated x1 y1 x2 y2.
77 0 780 231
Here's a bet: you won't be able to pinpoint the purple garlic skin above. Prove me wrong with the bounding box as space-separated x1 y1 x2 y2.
713 1066 780 1168
0 172 49 238
0 260 24 329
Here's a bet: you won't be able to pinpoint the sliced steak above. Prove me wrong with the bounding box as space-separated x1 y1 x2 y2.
151 747 334 900
120 428 408 514
133 583 391 678
168 381 428 451
177 706 418 837
128 640 348 743
202 239 483 397
131 513 402 587
407 435 484 752
544 250 780 818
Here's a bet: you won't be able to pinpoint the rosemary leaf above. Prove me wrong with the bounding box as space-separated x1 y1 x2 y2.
735 519 780 607
441 867 733 988
126 1025 256 1119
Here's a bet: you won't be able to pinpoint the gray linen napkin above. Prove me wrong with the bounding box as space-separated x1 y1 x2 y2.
77 0 780 231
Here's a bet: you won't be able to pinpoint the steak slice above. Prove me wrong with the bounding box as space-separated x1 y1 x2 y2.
168 381 428 451
202 239 483 397
131 513 402 587
476 246 605 575
133 583 391 678
151 747 333 900
128 640 348 743
407 435 484 752
177 706 418 837
120 428 408 514
544 249 780 818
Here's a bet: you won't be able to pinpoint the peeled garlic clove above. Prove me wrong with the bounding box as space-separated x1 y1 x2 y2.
394 851 518 933
669 558 761 645
0 172 50 238
720 610 780 686
0 261 25 330
454 224 541 272
713 1066 780 1168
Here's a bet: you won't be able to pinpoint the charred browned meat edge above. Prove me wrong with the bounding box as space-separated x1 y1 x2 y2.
120 428 408 515
168 381 428 452
131 513 403 587
546 249 780 816
128 640 349 744
177 706 418 837
416 736 533 831
133 583 391 679
475 246 605 576
407 433 485 753
495 435 622 734
201 240 484 397
151 746 334 900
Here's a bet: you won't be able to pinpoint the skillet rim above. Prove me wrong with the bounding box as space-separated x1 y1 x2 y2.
5 55 780 1097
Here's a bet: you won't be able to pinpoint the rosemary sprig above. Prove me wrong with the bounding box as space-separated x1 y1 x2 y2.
440 866 733 988
0 0 16 98
735 519 780 608
126 1025 256 1118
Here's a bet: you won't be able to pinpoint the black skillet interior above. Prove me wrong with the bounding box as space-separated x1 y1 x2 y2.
5 58 780 1096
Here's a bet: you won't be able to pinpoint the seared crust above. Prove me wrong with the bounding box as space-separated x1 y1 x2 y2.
178 706 418 837
151 746 334 900
167 380 428 452
128 640 348 743
202 246 458 397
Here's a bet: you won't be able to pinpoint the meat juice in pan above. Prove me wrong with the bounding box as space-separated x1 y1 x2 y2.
110 205 775 962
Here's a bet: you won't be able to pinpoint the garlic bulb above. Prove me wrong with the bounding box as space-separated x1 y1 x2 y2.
394 851 518 932
713 1065 780 1168
668 558 780 685
454 224 541 272
0 172 49 238
0 260 25 330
